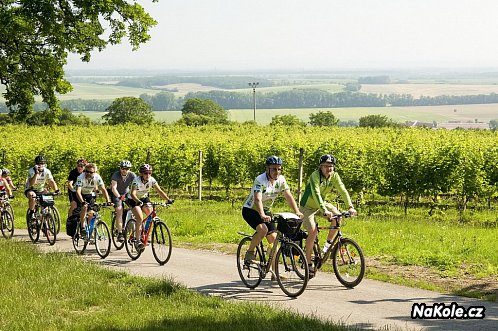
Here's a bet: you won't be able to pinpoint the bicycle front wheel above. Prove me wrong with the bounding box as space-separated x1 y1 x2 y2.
236 236 263 289
151 220 172 265
275 242 308 297
94 221 111 259
26 210 39 243
43 213 57 246
111 213 125 250
1 210 14 238
72 223 88 254
332 238 365 288
124 219 142 260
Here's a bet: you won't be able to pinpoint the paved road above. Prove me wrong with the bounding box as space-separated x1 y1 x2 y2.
18 230 498 331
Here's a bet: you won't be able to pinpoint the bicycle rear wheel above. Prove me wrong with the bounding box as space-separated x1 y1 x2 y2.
151 220 172 265
236 236 263 289
1 210 14 238
332 238 365 288
94 221 111 259
111 213 125 250
72 223 88 254
124 219 142 260
43 213 57 246
275 242 308 297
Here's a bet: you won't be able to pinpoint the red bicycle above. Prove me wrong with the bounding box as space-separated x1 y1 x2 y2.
123 201 173 265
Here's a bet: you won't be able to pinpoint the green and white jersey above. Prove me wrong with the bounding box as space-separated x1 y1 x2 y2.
76 173 104 196
127 176 158 199
243 172 290 210
300 169 352 213
24 167 54 192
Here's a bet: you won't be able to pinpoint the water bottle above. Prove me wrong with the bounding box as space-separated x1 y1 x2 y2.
322 240 332 254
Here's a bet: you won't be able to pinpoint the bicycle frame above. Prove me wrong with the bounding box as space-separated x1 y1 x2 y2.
138 204 158 246
314 213 347 267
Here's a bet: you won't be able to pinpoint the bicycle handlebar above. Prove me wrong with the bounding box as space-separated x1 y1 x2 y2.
146 200 174 207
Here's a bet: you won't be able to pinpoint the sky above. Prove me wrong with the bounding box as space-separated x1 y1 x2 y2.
66 0 498 72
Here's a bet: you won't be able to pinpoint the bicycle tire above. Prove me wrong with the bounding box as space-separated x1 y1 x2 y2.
72 223 88 254
49 206 61 235
110 212 125 250
236 236 263 289
94 221 111 259
0 210 14 239
124 219 142 260
6 203 14 221
26 209 40 243
331 237 365 288
43 213 57 246
275 242 308 297
151 219 172 265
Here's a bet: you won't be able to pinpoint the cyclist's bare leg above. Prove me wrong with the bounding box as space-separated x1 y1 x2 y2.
247 222 268 254
114 205 123 232
266 231 278 271
79 204 88 226
27 191 36 211
131 206 143 240
325 218 339 242
305 225 318 262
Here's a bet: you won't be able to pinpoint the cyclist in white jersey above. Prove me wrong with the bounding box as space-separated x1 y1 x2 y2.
75 163 112 233
242 156 303 266
126 164 172 252
24 155 59 219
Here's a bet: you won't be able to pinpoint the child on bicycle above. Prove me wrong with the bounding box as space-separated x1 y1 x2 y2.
126 164 172 252
299 154 357 278
242 156 303 267
24 155 59 220
75 163 112 236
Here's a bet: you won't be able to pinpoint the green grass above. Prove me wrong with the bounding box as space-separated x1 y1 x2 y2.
0 240 356 331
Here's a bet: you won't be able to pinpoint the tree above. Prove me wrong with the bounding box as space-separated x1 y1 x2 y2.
309 111 339 126
179 98 228 126
102 97 154 125
359 114 398 128
0 1 157 123
490 119 498 131
270 114 306 126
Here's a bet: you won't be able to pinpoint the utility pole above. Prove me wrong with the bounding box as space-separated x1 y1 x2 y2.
248 82 259 122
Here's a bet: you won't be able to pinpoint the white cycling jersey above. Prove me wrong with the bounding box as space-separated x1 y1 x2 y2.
243 172 290 210
127 175 158 199
24 167 54 192
75 173 104 196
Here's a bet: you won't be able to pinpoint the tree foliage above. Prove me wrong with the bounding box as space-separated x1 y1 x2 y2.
179 98 228 126
0 0 158 123
309 111 339 126
102 97 154 125
270 114 306 126
359 114 399 128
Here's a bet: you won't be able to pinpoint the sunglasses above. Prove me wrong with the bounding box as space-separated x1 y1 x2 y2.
120 167 130 170
77 164 85 168
142 171 152 175
85 170 95 174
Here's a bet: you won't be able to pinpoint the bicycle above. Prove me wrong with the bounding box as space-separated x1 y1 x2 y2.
0 192 14 238
72 203 112 259
26 192 58 245
110 206 129 250
123 201 173 265
236 212 309 298
307 211 365 288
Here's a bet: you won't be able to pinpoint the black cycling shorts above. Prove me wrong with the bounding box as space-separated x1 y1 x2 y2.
126 197 150 208
242 207 276 234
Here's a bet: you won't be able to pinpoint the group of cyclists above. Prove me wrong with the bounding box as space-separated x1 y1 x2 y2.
242 154 357 279
2 152 355 282
19 155 172 252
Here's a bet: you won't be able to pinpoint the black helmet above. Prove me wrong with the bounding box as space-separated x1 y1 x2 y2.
35 155 46 164
1 168 9 176
265 156 283 166
139 164 153 173
319 154 336 165
119 160 132 168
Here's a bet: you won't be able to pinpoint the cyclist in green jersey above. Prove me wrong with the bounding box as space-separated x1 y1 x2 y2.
299 154 357 278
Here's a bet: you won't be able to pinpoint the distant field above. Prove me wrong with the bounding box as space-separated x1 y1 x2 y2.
361 83 498 97
80 103 498 124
